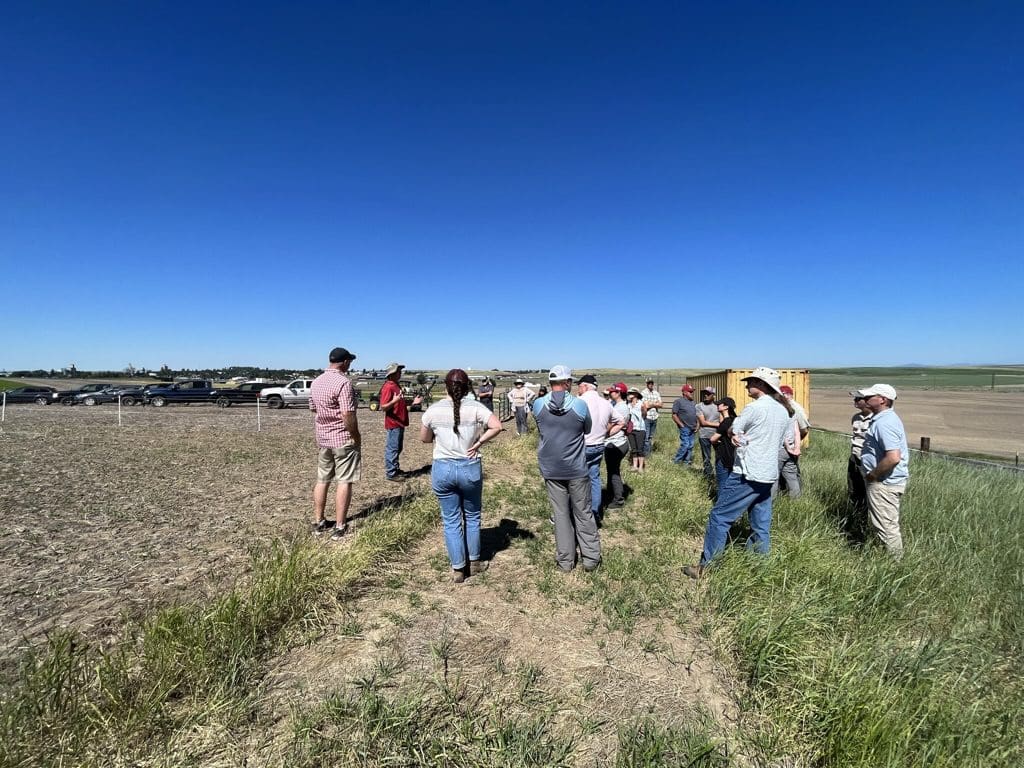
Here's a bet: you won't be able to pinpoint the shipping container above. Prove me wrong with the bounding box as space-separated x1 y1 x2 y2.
682 369 811 442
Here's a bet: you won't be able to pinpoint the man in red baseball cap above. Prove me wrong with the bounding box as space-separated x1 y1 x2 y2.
671 384 698 465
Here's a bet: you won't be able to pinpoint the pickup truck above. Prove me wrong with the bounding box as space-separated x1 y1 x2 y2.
212 381 279 408
258 379 314 409
144 379 218 407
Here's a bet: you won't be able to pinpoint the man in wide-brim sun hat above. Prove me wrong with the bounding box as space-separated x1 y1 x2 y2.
684 366 793 579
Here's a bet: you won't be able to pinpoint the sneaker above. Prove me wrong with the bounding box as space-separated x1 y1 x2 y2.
386 474 404 482
683 564 703 580
330 523 350 541
312 519 333 536
469 560 488 575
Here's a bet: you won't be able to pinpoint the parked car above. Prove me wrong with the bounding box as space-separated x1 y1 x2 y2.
52 383 115 405
212 381 279 408
143 379 218 407
258 379 314 409
75 384 147 406
1 385 58 405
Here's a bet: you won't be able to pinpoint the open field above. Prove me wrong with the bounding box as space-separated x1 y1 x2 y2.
810 365 1024 391
811 388 1024 460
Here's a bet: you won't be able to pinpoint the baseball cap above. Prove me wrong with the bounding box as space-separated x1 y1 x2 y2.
646 377 655 384
858 383 898 401
578 374 598 385
779 384 794 396
701 386 716 395
849 390 866 399
385 362 404 376
611 382 628 395
329 347 356 363
514 378 525 385
548 364 572 381
681 384 695 393
740 366 782 393
715 396 737 410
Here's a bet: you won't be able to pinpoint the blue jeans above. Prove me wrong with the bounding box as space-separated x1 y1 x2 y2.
431 458 483 569
515 406 529 434
673 426 695 464
715 460 731 490
698 436 714 478
385 426 405 477
585 444 605 514
700 472 774 566
644 419 657 455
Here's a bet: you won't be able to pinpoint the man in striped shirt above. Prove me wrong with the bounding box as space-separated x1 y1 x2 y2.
309 347 361 540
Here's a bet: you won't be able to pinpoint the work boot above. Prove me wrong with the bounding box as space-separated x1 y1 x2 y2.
683 564 703 580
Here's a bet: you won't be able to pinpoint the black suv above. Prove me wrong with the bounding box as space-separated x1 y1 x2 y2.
2 386 58 404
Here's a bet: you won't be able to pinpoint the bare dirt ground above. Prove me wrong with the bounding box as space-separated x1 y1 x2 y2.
0 402 437 667
811 388 1024 460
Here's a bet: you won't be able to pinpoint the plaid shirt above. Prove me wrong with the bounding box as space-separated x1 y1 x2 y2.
309 368 356 448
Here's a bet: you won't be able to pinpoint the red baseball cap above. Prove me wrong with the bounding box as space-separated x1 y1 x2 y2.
611 382 628 394
682 384 695 393
780 384 794 396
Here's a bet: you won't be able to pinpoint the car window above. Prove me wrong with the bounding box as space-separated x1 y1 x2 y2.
287 380 300 388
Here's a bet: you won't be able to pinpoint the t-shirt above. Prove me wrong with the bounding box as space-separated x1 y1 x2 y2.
696 401 720 438
507 386 534 408
641 388 661 421
421 397 493 460
478 383 494 403
672 397 697 429
627 403 646 432
861 408 909 485
532 391 591 480
309 368 357 448
580 389 621 447
380 379 409 429
730 395 791 483
607 401 630 448
714 416 737 470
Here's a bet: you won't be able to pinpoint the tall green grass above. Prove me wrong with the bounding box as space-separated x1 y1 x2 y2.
660 432 1024 766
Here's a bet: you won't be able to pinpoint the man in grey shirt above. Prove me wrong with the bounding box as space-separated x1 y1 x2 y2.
532 365 601 572
672 384 698 465
696 387 721 481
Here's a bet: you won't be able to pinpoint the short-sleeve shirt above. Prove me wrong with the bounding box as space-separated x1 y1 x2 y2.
580 389 620 447
607 401 630 448
421 397 493 460
380 379 409 429
309 368 356 448
850 411 872 459
672 397 697 429
641 388 661 421
507 386 534 408
861 408 909 485
714 416 737 470
696 401 720 438
730 395 791 483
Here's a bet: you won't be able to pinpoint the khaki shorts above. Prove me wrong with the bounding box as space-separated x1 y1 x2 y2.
317 444 361 484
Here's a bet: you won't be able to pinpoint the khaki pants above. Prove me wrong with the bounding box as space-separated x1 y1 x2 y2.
866 482 906 557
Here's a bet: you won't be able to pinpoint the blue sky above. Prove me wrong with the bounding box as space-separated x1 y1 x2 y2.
2 2 1021 372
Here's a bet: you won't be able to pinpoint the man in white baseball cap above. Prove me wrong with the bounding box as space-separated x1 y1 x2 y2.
856 383 908 558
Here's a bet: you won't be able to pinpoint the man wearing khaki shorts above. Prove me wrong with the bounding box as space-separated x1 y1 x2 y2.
310 346 362 540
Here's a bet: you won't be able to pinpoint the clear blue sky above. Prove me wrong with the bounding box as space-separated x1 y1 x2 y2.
3 2 1022 372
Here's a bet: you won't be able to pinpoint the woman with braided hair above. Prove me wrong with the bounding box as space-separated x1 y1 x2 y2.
420 368 503 583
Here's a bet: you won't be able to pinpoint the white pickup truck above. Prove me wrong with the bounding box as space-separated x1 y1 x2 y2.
258 378 314 409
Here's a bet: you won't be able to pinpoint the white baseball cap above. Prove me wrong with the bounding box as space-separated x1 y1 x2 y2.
548 364 573 381
857 383 898 401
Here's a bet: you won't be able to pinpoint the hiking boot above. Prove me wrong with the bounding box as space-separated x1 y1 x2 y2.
452 569 466 584
583 560 601 573
330 523 350 541
606 499 625 509
469 560 488 575
683 564 703 580
386 474 404 482
312 519 333 536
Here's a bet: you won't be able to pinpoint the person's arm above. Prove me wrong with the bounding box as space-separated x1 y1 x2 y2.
467 413 503 458
697 410 715 428
342 409 360 447
709 432 722 444
865 449 901 482
419 422 434 443
381 384 403 411
608 409 625 437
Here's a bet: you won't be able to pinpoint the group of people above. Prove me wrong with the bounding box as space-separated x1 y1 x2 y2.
306 348 909 584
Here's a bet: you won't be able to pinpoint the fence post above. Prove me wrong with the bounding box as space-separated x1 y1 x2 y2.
1 391 5 422
256 394 261 432
118 394 122 427
920 437 931 452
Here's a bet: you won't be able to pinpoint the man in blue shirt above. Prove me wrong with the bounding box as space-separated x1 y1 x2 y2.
858 383 909 558
533 365 601 572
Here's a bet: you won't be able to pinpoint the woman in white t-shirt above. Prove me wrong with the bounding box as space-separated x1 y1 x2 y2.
420 369 503 583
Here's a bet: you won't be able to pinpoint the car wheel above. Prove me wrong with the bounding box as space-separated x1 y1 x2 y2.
151 396 167 407
266 396 283 409
34 396 50 406
217 396 230 408
84 396 97 406
121 396 136 406
368 401 380 412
